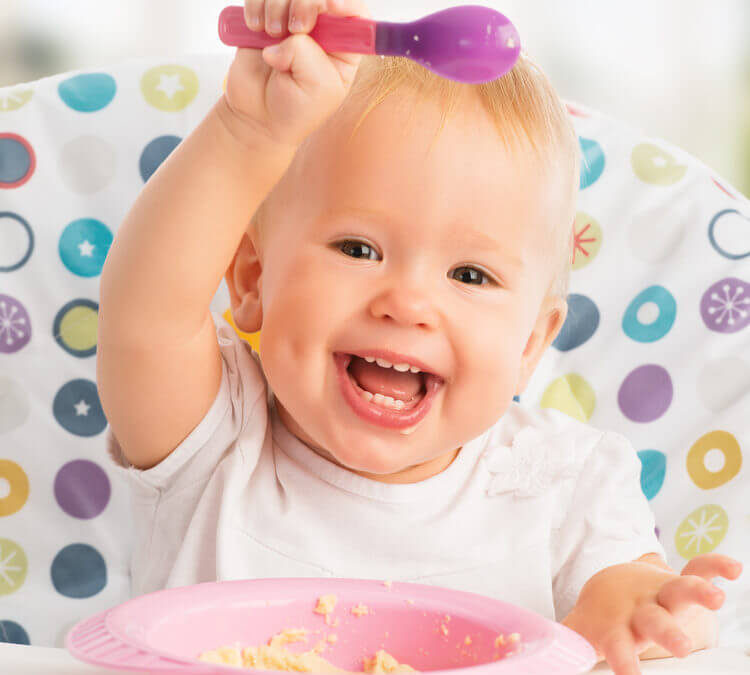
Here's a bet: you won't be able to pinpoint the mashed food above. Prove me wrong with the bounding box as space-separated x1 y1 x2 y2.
198 628 415 673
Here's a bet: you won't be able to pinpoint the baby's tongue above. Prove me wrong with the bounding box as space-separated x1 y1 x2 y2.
348 356 423 401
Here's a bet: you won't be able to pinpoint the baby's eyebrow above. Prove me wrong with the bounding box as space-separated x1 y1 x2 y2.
446 229 523 267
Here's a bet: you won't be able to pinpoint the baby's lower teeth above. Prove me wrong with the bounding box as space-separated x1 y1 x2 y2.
359 389 405 410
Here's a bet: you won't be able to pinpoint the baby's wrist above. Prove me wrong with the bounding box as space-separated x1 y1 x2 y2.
215 94 298 160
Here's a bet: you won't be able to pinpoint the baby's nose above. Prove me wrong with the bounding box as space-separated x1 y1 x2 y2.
368 285 440 329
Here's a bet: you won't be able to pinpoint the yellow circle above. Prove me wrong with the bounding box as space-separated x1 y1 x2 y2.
687 430 742 489
540 374 596 422
631 143 687 186
0 538 28 595
0 460 29 517
222 309 261 354
675 504 729 560
141 65 199 112
571 212 602 270
59 305 98 352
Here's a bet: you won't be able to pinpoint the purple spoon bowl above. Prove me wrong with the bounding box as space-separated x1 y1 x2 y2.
376 5 521 83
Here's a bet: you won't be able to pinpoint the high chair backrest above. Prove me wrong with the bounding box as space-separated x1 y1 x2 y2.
0 54 748 648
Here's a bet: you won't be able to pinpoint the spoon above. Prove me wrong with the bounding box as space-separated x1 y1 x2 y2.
218 4 521 84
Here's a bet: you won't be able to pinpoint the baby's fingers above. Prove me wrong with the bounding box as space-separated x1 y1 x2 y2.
289 0 325 33
658 575 724 613
244 0 265 31
631 604 691 658
600 631 641 675
681 553 743 581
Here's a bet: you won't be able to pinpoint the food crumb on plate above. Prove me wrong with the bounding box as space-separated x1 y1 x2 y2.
351 603 370 617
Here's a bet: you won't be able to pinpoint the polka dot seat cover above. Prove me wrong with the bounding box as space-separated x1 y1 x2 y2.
1 55 748 648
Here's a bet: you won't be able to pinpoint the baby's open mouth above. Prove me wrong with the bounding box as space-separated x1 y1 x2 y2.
333 353 444 431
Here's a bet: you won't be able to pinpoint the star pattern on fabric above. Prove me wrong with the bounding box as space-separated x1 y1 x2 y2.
74 400 91 416
155 74 185 100
77 240 95 257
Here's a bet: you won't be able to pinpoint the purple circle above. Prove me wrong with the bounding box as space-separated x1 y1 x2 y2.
700 277 750 334
54 460 110 519
618 364 673 423
0 294 31 354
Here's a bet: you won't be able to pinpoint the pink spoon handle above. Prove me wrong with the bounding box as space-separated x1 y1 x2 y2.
218 5 377 54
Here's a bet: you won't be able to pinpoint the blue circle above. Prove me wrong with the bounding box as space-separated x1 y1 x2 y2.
139 135 181 182
51 543 107 598
579 137 605 189
52 379 107 437
622 285 676 343
708 209 750 260
58 73 116 112
553 294 600 351
52 299 99 358
637 449 666 500
0 137 31 184
0 212 34 272
59 218 112 277
0 620 30 645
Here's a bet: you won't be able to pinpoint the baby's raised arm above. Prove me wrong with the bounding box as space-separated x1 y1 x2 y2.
98 0 368 469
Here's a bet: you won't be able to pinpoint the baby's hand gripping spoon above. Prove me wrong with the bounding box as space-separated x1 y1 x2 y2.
218 4 521 84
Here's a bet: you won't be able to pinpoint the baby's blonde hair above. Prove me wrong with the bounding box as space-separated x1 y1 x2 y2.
347 54 580 299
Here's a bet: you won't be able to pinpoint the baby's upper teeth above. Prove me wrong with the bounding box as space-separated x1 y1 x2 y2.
364 356 423 374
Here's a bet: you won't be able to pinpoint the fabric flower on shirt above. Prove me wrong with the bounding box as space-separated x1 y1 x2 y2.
482 426 583 498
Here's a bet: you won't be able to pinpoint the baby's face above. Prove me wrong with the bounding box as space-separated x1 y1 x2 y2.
240 91 567 480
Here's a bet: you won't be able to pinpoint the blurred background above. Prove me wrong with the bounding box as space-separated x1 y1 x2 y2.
1 0 749 195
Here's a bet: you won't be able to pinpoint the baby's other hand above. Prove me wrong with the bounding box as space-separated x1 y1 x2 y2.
561 553 742 675
222 0 370 149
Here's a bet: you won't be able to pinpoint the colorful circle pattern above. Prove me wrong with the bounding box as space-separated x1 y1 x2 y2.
0 133 35 188
59 219 113 278
618 365 673 423
51 544 107 599
622 285 677 343
0 212 34 272
54 460 110 519
52 379 107 437
58 73 116 112
53 299 99 357
0 294 31 354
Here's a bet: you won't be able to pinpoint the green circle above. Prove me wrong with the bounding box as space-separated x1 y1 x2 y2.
631 143 687 186
141 65 199 112
0 89 33 113
0 538 28 596
675 504 729 560
59 305 98 353
540 374 596 422
571 212 603 270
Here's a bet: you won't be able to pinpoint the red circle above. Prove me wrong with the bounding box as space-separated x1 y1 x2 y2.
0 133 36 189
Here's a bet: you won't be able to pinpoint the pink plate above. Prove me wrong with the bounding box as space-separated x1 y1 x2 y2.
66 578 595 674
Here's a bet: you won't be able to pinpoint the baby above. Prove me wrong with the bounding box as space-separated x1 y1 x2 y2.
97 1 742 673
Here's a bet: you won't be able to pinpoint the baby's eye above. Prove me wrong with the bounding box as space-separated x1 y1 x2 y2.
337 240 380 261
450 266 493 286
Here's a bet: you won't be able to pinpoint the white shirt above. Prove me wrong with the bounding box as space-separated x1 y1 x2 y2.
108 317 665 621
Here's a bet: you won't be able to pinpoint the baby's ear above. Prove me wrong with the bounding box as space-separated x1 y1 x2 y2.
515 295 568 395
225 233 263 333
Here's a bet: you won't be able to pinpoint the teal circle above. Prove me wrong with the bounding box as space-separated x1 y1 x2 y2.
59 219 112 277
622 285 677 343
58 74 116 112
637 449 666 500
579 137 605 189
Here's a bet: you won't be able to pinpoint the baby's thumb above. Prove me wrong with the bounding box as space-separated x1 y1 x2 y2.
261 34 335 91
